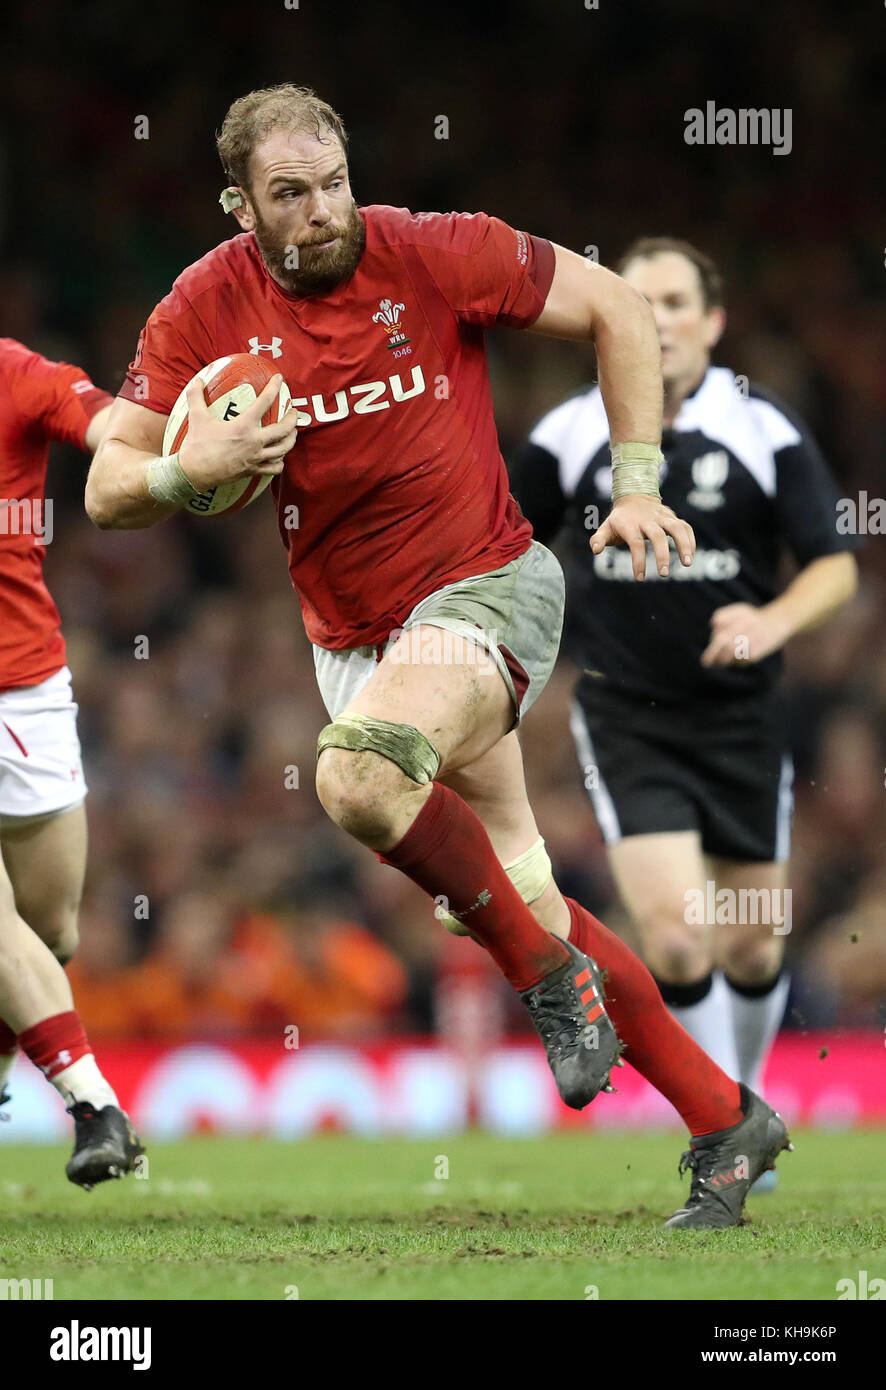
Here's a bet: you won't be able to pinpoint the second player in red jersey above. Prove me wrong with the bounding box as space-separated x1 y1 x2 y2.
0 339 143 1186
0 338 111 688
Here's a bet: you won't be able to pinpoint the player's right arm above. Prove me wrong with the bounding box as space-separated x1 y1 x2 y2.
85 378 296 529
405 211 693 580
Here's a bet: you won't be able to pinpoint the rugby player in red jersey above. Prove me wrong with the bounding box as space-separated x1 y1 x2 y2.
0 339 143 1186
86 85 791 1226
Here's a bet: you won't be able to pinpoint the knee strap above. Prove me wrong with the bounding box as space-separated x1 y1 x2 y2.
440 835 553 936
317 713 441 785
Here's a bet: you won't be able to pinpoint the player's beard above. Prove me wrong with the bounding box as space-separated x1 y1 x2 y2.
253 199 366 296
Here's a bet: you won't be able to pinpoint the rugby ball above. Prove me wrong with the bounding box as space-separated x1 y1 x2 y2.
162 354 292 516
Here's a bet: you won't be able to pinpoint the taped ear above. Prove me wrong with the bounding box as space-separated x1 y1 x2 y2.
219 187 245 214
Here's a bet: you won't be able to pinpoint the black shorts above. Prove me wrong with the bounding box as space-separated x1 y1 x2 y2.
569 684 794 863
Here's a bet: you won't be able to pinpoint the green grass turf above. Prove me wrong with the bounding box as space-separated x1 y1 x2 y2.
1 1129 884 1300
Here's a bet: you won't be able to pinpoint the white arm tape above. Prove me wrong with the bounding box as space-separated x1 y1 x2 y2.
610 441 663 501
145 453 199 507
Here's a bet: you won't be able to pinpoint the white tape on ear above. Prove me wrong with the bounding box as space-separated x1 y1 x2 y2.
219 188 244 213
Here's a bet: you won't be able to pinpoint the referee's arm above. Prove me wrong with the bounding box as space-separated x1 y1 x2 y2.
702 552 858 667
767 551 858 635
702 417 860 667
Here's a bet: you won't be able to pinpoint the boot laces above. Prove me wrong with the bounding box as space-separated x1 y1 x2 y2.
525 988 587 1054
677 1145 713 1207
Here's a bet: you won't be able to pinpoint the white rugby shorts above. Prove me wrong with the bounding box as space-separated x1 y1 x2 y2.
0 665 87 824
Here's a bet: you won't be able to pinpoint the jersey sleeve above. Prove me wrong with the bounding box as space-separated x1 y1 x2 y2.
118 285 214 416
764 408 862 565
1 341 113 450
409 211 556 328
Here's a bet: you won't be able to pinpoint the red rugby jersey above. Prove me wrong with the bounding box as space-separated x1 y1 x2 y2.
119 206 555 648
0 339 112 691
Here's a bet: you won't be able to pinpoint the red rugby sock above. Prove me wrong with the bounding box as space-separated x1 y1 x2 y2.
565 898 743 1136
17 1011 92 1081
382 783 569 990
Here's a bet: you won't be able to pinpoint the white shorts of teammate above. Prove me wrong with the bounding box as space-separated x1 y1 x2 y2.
0 666 87 825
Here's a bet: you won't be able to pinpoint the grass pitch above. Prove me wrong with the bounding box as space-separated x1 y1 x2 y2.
1 1129 884 1300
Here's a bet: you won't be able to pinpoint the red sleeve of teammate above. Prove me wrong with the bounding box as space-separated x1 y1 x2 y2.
118 285 214 416
0 339 113 450
401 210 556 329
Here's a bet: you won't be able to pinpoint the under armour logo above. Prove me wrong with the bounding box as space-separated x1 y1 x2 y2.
248 337 283 358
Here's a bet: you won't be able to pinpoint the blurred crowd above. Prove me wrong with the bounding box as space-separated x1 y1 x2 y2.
2 0 884 1040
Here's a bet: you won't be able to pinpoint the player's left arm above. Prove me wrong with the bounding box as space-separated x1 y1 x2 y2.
529 244 695 579
702 417 860 667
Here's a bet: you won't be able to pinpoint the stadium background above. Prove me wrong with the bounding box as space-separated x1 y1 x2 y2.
1 0 883 1136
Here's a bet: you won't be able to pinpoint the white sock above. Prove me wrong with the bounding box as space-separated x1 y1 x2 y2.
724 969 790 1095
658 970 740 1079
51 1053 119 1111
0 1049 17 1090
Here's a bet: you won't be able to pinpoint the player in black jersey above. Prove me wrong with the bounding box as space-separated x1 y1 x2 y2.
510 239 858 1173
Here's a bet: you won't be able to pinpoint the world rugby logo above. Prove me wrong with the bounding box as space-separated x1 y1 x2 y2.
687 449 729 510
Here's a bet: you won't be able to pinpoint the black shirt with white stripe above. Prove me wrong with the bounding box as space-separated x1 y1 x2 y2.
509 367 857 707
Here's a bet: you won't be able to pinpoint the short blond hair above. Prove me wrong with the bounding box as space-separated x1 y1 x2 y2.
216 84 348 190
